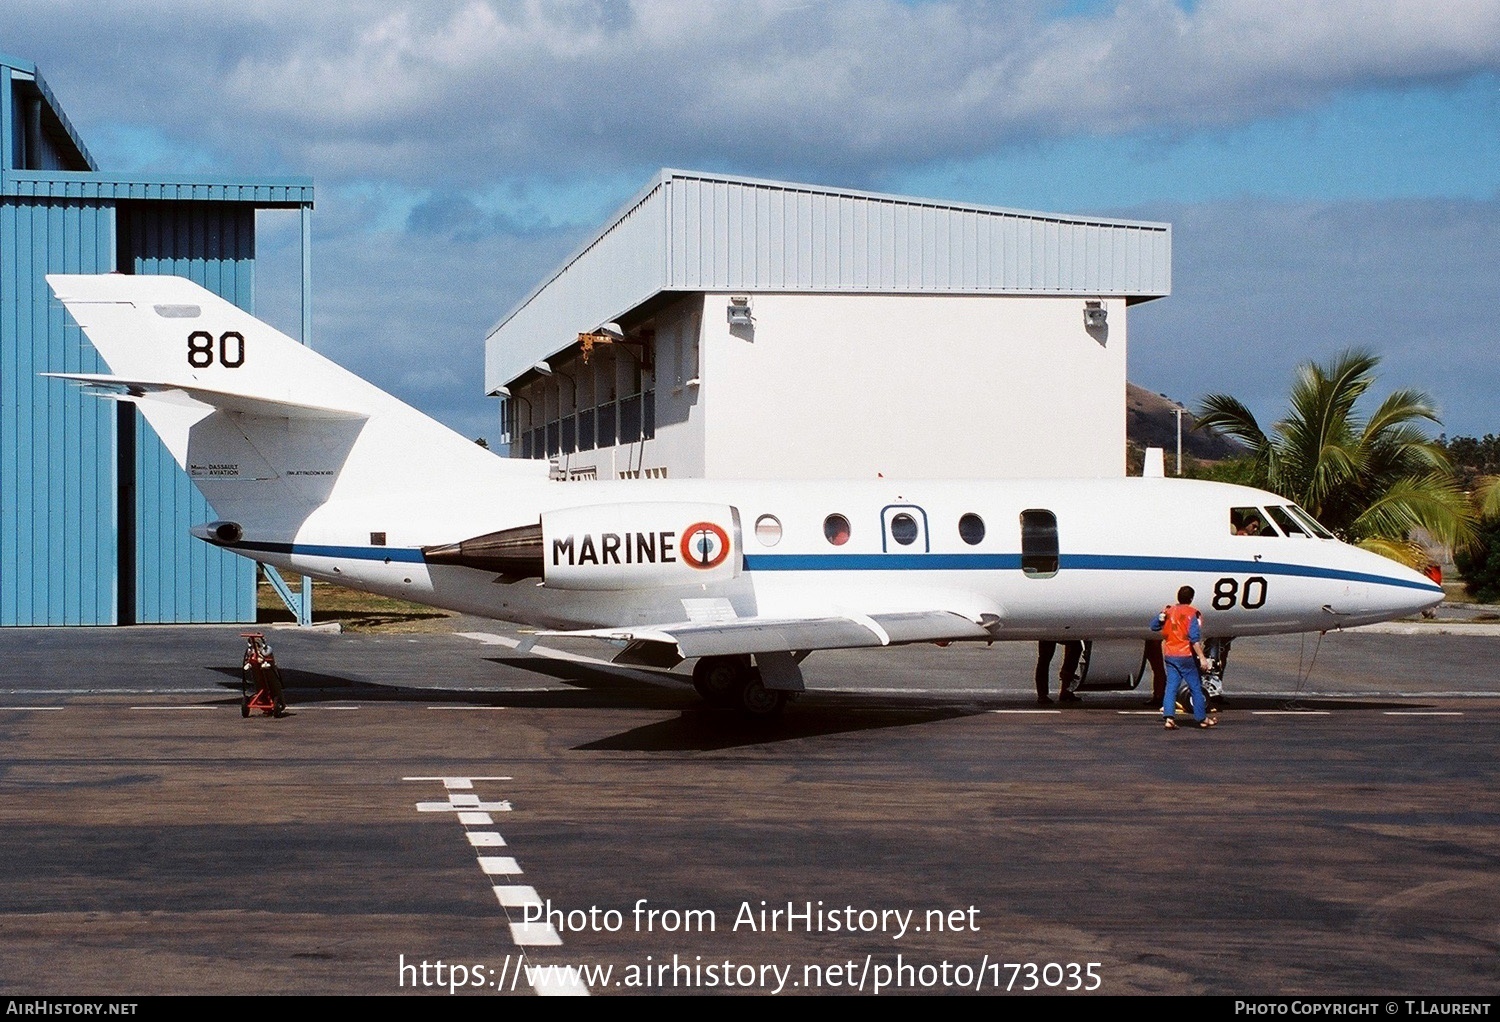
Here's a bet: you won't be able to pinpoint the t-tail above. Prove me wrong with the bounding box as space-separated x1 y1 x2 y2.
45 274 541 548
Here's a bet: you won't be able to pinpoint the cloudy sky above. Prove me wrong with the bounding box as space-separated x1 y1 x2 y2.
10 0 1500 442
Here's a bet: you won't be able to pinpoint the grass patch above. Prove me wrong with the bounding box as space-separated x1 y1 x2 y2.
1443 580 1477 604
257 573 458 633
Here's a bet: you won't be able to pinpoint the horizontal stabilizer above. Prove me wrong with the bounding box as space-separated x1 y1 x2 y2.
43 372 368 421
46 273 541 531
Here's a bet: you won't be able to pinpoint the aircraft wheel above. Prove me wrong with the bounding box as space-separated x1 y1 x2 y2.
692 656 747 705
738 674 788 718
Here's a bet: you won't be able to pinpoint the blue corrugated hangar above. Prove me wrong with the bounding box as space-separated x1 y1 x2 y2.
1 53 314 626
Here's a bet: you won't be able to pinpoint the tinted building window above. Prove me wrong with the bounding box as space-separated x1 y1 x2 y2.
620 395 642 444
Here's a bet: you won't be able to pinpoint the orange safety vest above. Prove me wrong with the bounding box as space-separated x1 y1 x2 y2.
1159 604 1200 658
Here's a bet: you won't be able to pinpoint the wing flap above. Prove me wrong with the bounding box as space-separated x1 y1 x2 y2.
534 609 993 661
871 610 996 644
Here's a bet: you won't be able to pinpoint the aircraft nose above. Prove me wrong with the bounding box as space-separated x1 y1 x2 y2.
1331 549 1444 624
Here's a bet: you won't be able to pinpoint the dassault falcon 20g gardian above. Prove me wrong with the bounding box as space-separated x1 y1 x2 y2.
47 275 1443 714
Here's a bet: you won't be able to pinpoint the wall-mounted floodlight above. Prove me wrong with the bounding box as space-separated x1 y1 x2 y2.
1083 300 1107 330
727 296 753 327
487 386 511 398
531 361 553 377
597 321 625 341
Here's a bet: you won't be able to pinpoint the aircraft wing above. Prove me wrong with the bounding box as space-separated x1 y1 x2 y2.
530 609 998 668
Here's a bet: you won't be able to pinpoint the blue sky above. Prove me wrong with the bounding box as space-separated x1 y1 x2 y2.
10 1 1500 441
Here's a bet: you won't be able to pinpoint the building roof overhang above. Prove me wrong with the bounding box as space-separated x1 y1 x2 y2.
485 169 1171 393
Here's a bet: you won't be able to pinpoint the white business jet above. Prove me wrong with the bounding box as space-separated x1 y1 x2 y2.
47 275 1442 714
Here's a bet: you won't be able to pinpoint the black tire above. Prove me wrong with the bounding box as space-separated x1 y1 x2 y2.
739 676 788 718
692 656 747 705
240 698 250 718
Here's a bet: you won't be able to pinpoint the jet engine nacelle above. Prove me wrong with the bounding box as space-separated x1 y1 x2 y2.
542 502 741 591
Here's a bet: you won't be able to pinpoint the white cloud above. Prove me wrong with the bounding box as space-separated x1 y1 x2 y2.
253 191 588 443
11 3 1497 439
1128 196 1500 438
13 1 1500 186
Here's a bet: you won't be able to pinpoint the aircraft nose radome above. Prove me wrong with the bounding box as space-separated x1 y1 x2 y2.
1336 549 1444 623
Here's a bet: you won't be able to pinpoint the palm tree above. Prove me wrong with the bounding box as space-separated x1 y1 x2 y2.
1195 348 1474 565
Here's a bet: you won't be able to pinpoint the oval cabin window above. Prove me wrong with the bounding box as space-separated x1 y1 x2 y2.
824 514 851 546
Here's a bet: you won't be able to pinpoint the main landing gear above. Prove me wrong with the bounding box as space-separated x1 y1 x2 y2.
691 655 790 718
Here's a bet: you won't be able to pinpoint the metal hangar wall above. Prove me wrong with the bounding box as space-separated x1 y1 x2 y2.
0 53 314 625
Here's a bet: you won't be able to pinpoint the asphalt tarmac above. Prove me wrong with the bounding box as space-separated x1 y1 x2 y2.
0 620 1496 996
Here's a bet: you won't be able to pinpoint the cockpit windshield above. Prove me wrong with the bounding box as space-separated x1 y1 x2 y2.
1287 505 1336 539
1265 506 1310 537
1230 507 1278 537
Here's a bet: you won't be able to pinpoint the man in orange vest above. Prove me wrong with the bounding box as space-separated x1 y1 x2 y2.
1151 585 1217 730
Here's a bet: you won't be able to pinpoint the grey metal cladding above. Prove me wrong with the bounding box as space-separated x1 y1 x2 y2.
485 169 1170 390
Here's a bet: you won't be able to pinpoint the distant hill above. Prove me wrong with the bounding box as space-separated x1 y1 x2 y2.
1126 382 1243 463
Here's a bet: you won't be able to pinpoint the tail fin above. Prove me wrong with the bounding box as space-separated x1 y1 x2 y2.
47 274 538 537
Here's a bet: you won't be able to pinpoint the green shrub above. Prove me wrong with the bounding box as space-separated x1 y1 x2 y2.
1456 517 1500 603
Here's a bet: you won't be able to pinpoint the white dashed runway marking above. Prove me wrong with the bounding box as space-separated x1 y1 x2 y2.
494 885 541 908
405 775 588 996
510 921 564 947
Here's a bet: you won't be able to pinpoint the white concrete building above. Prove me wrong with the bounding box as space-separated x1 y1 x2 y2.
485 170 1170 481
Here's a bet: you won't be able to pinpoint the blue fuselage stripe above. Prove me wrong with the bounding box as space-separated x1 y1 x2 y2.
237 542 1440 595
742 552 1440 593
237 541 425 563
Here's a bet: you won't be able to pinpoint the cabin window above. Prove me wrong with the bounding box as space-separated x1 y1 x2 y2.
1288 505 1335 539
1230 507 1277 537
755 514 783 547
889 513 919 546
824 514 851 546
1019 509 1059 577
1266 506 1310 537
958 513 985 545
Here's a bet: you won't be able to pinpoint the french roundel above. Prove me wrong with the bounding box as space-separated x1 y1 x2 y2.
682 521 730 570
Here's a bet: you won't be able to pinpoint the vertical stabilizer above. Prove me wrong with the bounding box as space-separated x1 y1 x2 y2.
47 274 538 537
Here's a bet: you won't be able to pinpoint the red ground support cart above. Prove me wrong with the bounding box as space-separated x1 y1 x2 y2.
240 632 287 718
